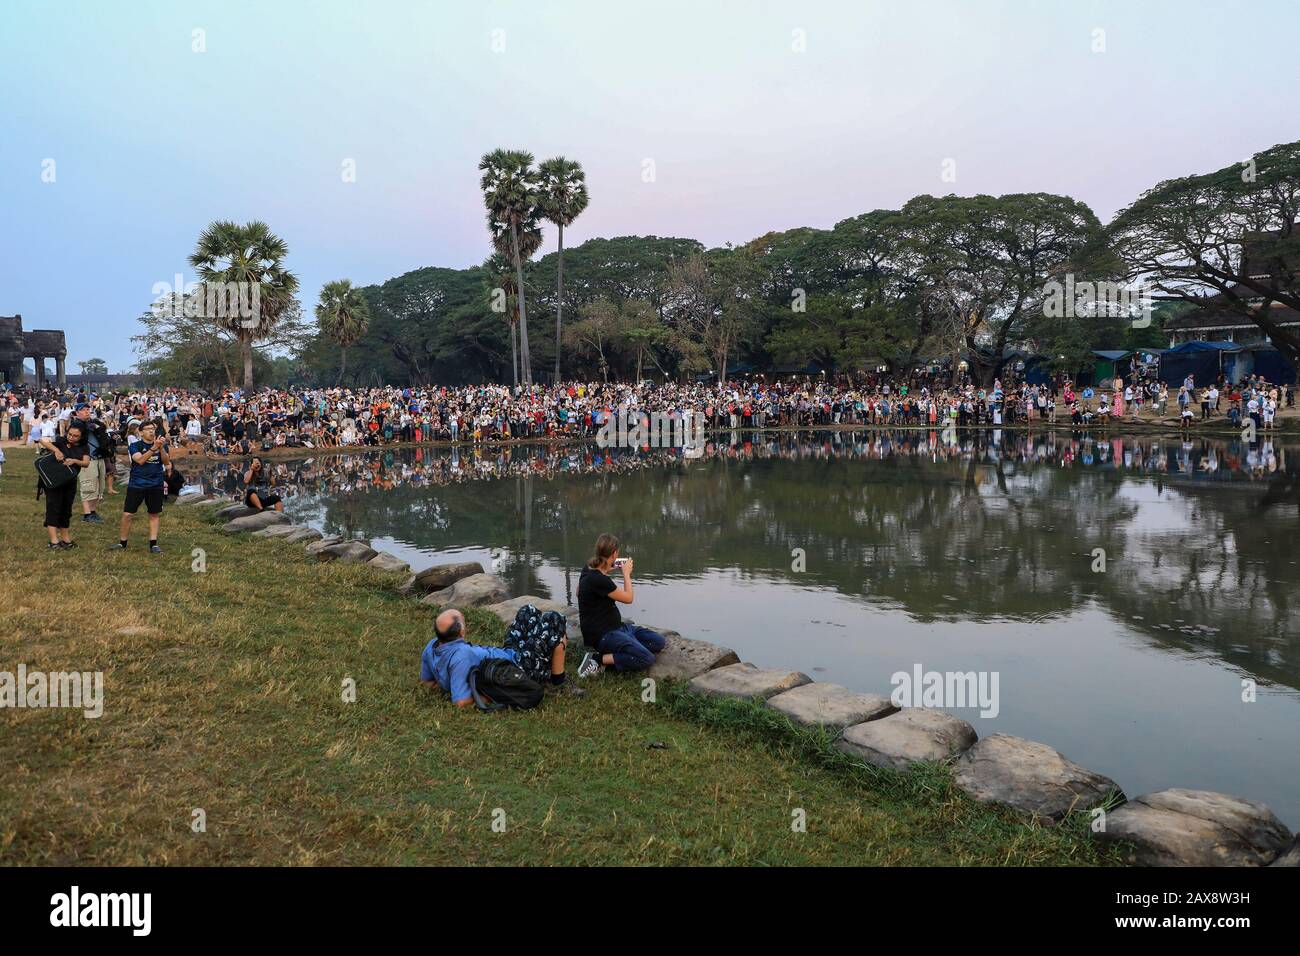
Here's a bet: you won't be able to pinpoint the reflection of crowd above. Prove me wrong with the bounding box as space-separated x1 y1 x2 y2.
7 369 1293 457
194 427 1290 503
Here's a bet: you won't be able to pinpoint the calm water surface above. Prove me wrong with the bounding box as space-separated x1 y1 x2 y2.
197 429 1300 824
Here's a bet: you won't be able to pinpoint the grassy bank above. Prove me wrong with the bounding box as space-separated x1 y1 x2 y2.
0 445 1120 866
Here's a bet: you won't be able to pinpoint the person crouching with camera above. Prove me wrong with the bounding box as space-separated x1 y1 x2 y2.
576 533 666 677
107 420 171 554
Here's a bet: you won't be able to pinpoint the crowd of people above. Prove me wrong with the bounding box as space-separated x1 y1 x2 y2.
4 368 1295 461
5 368 1293 562
8 367 1292 711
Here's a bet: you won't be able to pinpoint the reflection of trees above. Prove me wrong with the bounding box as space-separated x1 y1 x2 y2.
198 431 1299 691
1097 476 1300 689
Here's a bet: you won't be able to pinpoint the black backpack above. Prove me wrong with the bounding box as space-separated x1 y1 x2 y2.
470 659 543 712
34 452 76 500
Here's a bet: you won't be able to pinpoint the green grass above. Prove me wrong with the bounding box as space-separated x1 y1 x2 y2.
0 445 1121 866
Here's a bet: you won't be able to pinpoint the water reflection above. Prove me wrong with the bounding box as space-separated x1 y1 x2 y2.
196 429 1300 691
196 429 1300 822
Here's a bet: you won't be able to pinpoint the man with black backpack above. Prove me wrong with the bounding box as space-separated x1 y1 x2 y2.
420 607 584 709
72 404 115 525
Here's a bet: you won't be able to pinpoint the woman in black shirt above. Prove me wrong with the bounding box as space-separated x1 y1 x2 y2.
40 422 91 549
575 533 666 676
243 457 283 512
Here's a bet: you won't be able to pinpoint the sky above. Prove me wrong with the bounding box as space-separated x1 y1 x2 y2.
2 0 1298 372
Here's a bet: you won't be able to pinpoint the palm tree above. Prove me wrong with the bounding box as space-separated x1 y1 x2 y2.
488 217 541 385
479 149 541 385
315 279 372 385
538 157 589 382
189 220 299 390
486 253 520 386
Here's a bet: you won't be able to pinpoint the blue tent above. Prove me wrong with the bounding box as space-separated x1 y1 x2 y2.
1158 341 1237 386
1022 354 1054 384
1224 344 1298 385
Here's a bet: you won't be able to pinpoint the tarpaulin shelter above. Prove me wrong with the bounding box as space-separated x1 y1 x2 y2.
1092 350 1131 384
1021 354 1054 385
1224 344 1297 385
696 361 758 382
1157 341 1237 386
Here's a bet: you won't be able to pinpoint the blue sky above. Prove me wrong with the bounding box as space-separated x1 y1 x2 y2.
2 0 1298 371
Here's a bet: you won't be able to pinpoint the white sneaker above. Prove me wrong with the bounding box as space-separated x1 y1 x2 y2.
577 652 603 679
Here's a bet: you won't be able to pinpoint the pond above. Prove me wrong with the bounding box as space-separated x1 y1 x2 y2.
196 429 1300 825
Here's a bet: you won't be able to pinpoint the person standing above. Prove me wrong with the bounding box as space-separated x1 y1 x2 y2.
39 421 91 550
73 404 113 525
107 420 170 554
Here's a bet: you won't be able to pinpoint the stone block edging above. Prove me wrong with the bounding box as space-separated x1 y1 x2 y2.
212 507 1295 866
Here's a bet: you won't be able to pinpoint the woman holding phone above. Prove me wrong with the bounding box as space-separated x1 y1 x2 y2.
243 457 283 512
576 533 666 677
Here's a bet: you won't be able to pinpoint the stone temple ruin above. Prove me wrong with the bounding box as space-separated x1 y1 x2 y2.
0 314 68 388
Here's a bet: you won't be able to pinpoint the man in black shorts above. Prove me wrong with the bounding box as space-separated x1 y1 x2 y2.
108 419 171 554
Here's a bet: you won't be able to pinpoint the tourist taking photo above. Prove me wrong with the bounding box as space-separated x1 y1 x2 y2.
577 533 666 677
108 419 171 554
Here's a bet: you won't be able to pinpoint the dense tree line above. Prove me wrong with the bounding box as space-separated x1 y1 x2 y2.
135 141 1299 390
303 197 1156 388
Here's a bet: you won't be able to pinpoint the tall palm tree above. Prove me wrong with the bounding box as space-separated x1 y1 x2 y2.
315 279 372 385
490 216 542 384
538 157 589 382
479 149 541 386
485 253 520 386
189 220 299 390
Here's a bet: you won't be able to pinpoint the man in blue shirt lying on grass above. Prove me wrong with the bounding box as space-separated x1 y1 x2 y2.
420 607 585 706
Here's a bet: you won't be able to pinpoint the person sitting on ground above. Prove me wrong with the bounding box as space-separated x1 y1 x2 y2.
576 533 666 677
420 607 583 706
243 456 283 512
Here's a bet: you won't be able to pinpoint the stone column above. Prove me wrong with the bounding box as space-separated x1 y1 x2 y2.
33 355 44 390
56 355 66 386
